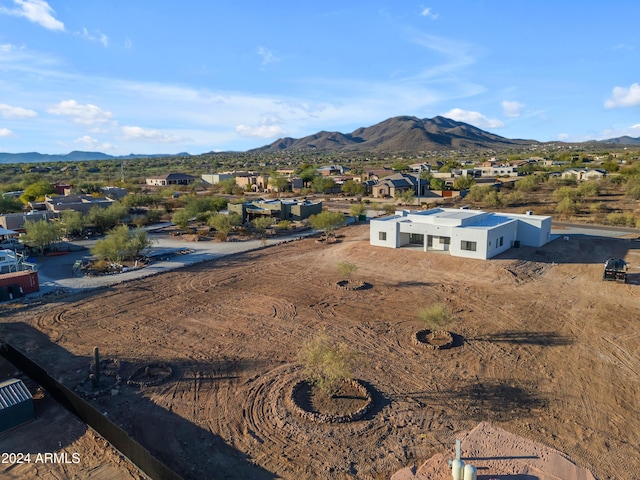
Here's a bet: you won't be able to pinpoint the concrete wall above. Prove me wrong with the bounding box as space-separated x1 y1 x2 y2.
369 217 400 248
496 213 551 247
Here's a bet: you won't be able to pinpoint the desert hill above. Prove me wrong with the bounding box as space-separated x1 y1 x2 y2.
251 115 536 153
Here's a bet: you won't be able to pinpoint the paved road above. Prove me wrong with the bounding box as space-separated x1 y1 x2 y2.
34 229 317 295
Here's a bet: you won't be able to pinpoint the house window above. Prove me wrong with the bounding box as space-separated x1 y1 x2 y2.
461 240 477 251
379 231 387 241
499 236 504 247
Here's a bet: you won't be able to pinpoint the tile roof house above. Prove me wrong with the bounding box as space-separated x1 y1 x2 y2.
370 173 430 198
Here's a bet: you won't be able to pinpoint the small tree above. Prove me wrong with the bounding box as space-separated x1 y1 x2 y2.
398 189 415 205
298 334 358 397
60 210 85 238
349 202 366 219
337 261 358 286
309 211 345 238
418 303 455 333
268 171 289 195
382 203 396 215
22 219 61 255
208 212 242 241
172 209 193 229
252 216 273 235
91 225 153 262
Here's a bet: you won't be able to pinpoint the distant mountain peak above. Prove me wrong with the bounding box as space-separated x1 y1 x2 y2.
250 116 535 153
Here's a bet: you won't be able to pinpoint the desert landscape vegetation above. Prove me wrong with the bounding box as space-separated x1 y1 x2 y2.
1 128 640 479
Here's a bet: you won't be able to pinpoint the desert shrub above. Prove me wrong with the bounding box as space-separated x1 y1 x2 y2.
503 191 525 206
309 211 346 237
553 186 580 202
298 335 358 396
514 175 542 192
277 220 292 230
606 212 637 227
146 209 164 224
556 197 580 215
577 181 600 197
337 261 358 282
382 203 395 215
349 202 367 218
482 190 503 208
418 304 455 331
252 216 273 234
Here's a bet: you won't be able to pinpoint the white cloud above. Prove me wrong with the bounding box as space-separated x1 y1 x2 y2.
605 83 640 108
0 103 37 119
47 100 113 125
557 133 569 140
420 7 438 19
73 135 114 151
235 113 287 138
236 113 286 138
236 124 286 138
0 0 64 31
502 100 525 118
121 126 185 143
257 46 279 66
442 108 504 129
0 128 14 137
78 27 109 47
597 123 640 140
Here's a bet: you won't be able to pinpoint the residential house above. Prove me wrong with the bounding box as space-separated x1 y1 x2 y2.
145 173 198 186
370 207 551 260
201 173 234 185
234 173 269 192
0 211 53 231
370 173 430 198
228 198 322 222
44 194 114 215
561 168 606 181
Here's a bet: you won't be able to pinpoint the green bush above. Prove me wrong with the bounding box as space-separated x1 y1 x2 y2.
298 335 358 396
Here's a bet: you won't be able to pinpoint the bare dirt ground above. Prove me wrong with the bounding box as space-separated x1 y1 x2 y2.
0 358 144 480
1 223 639 479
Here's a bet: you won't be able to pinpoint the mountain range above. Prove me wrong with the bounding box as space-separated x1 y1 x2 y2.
251 116 536 153
0 151 191 164
1 116 638 162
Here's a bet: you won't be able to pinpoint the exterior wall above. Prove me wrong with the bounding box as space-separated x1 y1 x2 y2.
369 218 400 248
202 174 233 185
496 213 551 247
227 203 245 217
0 212 53 231
290 202 322 220
450 228 489 259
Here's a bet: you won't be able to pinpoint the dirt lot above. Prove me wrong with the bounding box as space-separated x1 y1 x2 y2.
1 224 639 479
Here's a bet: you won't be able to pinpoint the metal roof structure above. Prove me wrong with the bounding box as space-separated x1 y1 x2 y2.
0 378 32 409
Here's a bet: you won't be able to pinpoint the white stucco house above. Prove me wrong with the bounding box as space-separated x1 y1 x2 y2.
370 207 551 260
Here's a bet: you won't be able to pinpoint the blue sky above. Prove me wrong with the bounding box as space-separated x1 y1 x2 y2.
0 1 639 155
